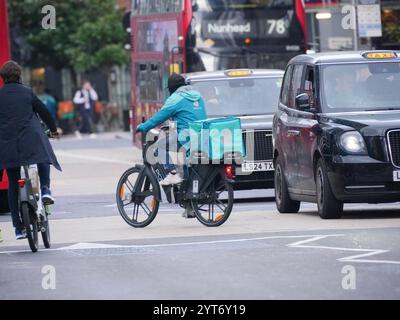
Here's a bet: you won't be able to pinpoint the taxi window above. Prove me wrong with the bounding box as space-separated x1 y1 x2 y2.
289 65 304 109
303 66 315 109
191 76 283 117
280 65 293 106
321 62 400 112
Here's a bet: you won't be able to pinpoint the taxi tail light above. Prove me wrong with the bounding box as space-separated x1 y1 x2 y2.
225 165 235 179
18 179 26 188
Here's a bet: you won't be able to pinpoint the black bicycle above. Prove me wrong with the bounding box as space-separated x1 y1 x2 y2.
19 165 51 252
116 127 237 227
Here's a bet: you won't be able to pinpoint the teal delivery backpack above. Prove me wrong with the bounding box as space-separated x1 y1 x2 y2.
189 117 245 163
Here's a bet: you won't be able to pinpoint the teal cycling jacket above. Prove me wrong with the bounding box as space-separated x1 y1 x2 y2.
138 85 207 145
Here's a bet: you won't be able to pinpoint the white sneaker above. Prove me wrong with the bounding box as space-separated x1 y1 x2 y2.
89 133 97 139
160 172 183 186
182 207 196 219
75 130 83 140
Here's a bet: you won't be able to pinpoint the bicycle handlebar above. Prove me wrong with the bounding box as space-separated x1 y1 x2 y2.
45 129 60 139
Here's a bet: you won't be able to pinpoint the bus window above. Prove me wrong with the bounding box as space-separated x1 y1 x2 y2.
132 0 139 15
137 63 148 101
149 63 161 102
136 63 162 102
134 0 183 15
195 0 293 11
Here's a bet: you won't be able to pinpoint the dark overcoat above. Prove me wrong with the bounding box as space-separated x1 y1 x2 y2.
0 83 61 171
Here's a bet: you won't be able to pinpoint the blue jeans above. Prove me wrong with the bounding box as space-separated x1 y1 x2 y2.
38 163 51 189
155 134 189 178
156 136 177 173
6 163 51 231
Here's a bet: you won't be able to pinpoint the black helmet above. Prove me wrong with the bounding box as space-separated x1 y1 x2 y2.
168 73 186 94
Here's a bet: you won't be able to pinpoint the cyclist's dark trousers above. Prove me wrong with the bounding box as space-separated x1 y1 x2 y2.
6 167 23 231
156 133 178 174
79 106 93 134
38 163 50 189
156 134 188 178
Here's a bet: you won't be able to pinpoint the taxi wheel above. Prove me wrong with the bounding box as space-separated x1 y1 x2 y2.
316 159 343 219
274 156 300 213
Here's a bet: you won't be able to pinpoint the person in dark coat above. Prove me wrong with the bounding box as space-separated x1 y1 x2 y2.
0 61 61 240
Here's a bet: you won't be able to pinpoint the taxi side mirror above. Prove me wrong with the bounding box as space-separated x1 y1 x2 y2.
296 93 311 111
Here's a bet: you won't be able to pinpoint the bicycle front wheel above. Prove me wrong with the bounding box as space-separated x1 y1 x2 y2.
191 177 234 227
116 167 160 228
21 203 39 252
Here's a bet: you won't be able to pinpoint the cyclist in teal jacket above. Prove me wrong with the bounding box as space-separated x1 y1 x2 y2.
137 74 207 186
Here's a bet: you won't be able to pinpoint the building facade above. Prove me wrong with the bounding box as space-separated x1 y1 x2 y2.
305 0 400 52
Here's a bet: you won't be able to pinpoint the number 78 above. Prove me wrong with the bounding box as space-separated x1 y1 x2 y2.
267 19 286 34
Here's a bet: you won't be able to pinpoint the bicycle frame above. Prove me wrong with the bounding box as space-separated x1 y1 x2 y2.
19 166 39 210
140 130 231 205
19 166 49 225
131 163 162 203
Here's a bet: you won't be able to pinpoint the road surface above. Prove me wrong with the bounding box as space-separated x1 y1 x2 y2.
1 132 399 299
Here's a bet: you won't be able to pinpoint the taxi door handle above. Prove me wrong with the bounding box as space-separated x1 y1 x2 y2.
287 130 301 137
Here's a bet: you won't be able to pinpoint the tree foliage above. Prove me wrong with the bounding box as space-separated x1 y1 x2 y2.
8 0 129 71
384 24 400 46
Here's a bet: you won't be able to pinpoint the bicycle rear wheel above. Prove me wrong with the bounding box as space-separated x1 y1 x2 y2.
116 167 160 228
41 206 51 248
191 176 234 227
21 203 39 252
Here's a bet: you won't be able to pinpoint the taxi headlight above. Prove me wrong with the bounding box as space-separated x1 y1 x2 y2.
339 131 367 154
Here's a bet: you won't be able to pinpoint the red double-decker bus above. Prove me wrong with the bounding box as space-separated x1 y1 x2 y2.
129 0 306 140
0 0 10 212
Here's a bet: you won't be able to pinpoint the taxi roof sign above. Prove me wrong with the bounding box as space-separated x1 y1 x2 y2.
362 52 397 59
225 69 253 77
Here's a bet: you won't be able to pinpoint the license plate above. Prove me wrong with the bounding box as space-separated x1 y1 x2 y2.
394 171 400 182
242 161 274 172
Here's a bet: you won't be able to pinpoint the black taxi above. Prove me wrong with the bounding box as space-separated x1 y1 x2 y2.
273 51 400 219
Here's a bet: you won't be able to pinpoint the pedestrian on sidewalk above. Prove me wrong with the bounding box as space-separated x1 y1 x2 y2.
73 81 98 139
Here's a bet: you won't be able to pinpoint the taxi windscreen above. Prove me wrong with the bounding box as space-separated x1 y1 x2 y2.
321 62 400 112
190 77 282 117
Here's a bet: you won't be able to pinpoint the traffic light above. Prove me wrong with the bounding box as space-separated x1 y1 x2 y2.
122 11 131 50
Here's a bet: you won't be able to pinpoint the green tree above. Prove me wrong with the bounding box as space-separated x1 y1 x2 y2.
8 0 129 72
384 24 400 45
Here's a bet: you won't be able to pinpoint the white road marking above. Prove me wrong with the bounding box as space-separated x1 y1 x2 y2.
104 204 118 208
288 235 400 265
1 233 399 265
0 234 343 255
58 242 121 250
55 150 134 166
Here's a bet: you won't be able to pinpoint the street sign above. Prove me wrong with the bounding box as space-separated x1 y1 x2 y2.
357 0 383 37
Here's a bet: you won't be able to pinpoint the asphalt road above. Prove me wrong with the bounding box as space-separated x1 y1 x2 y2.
0 132 399 300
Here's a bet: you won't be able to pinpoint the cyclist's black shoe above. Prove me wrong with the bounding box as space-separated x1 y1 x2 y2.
15 228 27 240
42 186 55 205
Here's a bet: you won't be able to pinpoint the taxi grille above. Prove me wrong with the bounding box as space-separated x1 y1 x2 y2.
388 130 400 168
242 130 273 161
